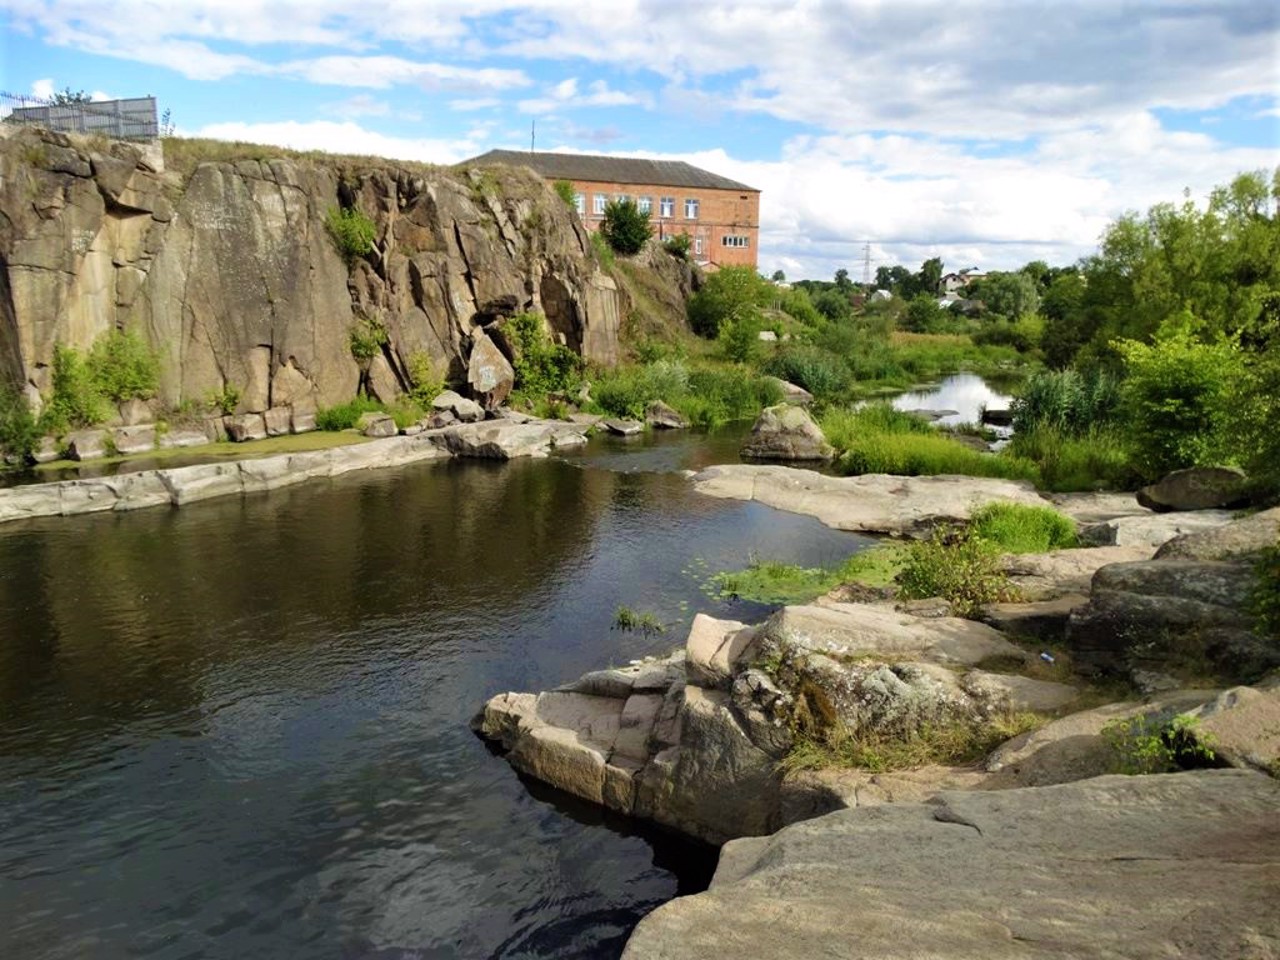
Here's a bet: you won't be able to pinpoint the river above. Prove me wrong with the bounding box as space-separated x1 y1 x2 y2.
0 426 871 960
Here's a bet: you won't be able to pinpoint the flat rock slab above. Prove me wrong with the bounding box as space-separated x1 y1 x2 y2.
1001 545 1151 600
693 465 1047 537
1156 505 1280 561
1080 510 1234 549
1046 490 1150 524
622 770 1280 960
1190 684 1280 772
765 602 1026 667
433 419 586 459
603 419 643 436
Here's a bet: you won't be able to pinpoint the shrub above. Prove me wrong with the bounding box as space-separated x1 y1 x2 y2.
662 232 691 259
315 396 385 431
325 206 377 266
41 343 107 432
896 526 1020 617
349 313 388 364
969 502 1078 553
507 312 582 399
87 329 159 403
552 179 576 207
600 199 652 255
1101 713 1217 775
406 351 444 406
612 605 665 638
763 344 852 401
718 314 761 364
0 384 39 461
206 383 241 416
1114 324 1240 478
686 266 772 338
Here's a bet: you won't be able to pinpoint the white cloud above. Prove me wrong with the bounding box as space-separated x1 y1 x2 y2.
30 78 55 100
191 120 480 165
275 56 528 92
517 77 649 115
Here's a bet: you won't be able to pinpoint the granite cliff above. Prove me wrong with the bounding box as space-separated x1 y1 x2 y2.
0 125 642 416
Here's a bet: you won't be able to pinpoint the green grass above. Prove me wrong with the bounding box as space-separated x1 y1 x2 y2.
820 404 1039 482
1002 423 1139 492
315 397 389 431
896 527 1021 617
589 359 782 428
705 544 909 605
782 710 1045 774
34 429 370 471
969 502 1078 553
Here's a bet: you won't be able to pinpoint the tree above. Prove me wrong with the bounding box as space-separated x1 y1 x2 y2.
834 268 852 291
904 294 946 333
812 288 853 322
600 199 652 255
917 257 944 296
978 271 1040 319
51 87 91 105
686 266 773 338
771 269 786 283
1019 260 1051 291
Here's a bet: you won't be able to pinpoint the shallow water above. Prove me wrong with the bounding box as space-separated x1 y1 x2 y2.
0 432 869 959
890 372 1014 428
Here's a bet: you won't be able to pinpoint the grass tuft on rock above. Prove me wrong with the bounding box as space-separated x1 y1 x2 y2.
968 502 1078 553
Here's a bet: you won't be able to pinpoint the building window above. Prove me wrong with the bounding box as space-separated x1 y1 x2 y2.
614 193 631 205
694 236 704 256
593 194 607 215
659 197 674 218
721 235 750 248
573 193 585 215
684 198 700 219
637 196 652 214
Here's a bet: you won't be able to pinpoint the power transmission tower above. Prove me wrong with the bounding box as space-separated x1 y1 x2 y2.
862 242 872 286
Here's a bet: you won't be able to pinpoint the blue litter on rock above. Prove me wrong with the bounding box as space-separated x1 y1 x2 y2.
1040 652 1056 663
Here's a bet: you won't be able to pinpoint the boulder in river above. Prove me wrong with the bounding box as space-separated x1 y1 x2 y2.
740 405 833 461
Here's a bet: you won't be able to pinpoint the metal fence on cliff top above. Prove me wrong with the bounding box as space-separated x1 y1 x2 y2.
1 93 158 141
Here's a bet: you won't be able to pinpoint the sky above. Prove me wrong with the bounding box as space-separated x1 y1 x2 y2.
2 0 1277 281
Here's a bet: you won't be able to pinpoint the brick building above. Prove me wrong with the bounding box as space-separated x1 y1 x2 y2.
464 149 761 269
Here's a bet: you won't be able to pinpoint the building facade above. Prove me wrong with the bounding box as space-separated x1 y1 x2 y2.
464 150 761 270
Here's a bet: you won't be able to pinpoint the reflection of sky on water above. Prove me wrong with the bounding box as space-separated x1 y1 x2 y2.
891 373 1013 429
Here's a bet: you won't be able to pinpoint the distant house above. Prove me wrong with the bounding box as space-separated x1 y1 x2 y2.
940 270 985 296
462 149 761 269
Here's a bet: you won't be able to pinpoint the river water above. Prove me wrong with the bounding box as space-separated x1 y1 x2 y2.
0 427 869 960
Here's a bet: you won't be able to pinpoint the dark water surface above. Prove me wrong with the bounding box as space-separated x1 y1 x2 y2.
0 429 868 959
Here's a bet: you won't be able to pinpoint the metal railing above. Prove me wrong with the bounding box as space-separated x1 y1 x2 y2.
1 92 159 141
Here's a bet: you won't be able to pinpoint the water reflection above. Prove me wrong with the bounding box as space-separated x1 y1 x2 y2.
890 372 1013 428
0 447 868 959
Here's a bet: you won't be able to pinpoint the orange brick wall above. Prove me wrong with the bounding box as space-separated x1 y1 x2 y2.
567 178 760 269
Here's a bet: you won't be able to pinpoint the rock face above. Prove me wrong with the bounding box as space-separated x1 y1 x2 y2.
644 400 688 429
693 464 1049 537
1079 509 1235 548
466 331 515 409
0 125 624 415
621 770 1280 960
740 405 833 461
1137 465 1249 512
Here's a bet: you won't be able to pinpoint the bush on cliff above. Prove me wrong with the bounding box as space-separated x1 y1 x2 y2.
600 199 652 256
325 206 376 266
41 343 109 432
507 312 583 407
88 329 159 403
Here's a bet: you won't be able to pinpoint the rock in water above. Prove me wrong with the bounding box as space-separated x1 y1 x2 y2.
621 770 1280 960
1136 466 1249 512
740 405 833 461
645 400 689 429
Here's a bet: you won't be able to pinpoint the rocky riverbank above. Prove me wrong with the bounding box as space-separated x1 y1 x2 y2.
475 476 1280 956
0 416 589 523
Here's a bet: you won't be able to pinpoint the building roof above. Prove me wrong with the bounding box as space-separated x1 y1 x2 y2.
463 149 759 193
